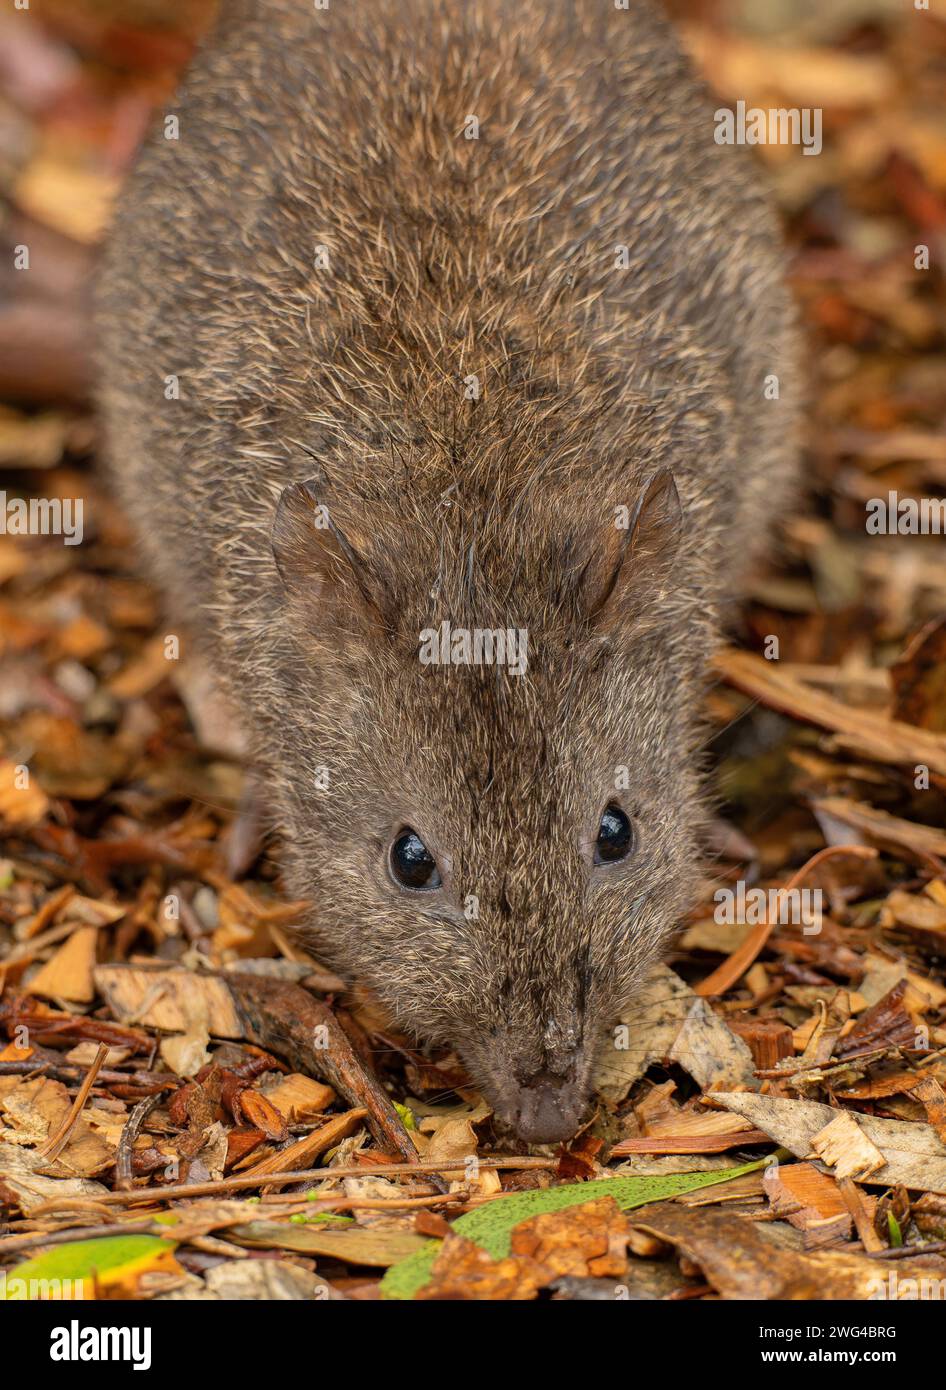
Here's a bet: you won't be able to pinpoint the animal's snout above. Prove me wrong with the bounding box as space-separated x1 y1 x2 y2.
510 1068 587 1145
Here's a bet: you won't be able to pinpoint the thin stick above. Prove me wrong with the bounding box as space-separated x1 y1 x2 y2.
51 1156 560 1207
0 1220 160 1259
0 1191 485 1260
713 647 946 774
250 1191 466 1218
115 1093 165 1190
0 1060 177 1088
37 1043 109 1162
867 1240 946 1261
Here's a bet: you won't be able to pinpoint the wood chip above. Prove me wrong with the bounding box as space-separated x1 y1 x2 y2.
729 1017 795 1069
94 964 243 1037
837 1176 884 1252
263 1073 335 1123
242 1108 368 1186
763 1160 852 1238
26 925 98 1003
611 1129 770 1156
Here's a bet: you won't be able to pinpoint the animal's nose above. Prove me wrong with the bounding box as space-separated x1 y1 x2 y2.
513 1070 586 1144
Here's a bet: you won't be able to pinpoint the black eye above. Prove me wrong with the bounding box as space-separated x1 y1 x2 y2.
389 829 442 890
595 805 634 864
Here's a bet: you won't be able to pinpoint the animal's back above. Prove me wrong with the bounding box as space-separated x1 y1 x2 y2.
97 0 799 669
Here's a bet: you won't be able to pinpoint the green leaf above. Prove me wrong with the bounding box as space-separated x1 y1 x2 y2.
381 1155 773 1300
3 1235 177 1300
289 1211 353 1225
394 1102 416 1131
887 1211 903 1248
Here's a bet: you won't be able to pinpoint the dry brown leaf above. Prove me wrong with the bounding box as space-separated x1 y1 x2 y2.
595 964 756 1101
159 1023 212 1078
669 996 759 1091
682 27 894 108
0 1075 114 1176
424 1116 479 1179
25 925 98 1003
14 149 117 243
714 1091 946 1194
809 1112 886 1181
890 617 946 733
630 1202 945 1300
714 648 946 775
913 1074 946 1146
594 963 695 1101
417 1233 550 1301
763 1160 853 1239
886 889 946 934
509 1196 630 1280
0 1139 107 1214
814 797 946 860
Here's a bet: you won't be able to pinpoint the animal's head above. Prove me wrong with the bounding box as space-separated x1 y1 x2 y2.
266 465 704 1142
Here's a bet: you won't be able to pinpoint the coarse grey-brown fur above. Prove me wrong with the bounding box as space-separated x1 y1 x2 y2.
96 0 801 1141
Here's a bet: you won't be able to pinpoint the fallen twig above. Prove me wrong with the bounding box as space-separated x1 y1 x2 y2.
50 1156 560 1207
114 1092 165 1191
37 1042 108 1162
610 1130 773 1155
224 971 420 1164
714 647 946 774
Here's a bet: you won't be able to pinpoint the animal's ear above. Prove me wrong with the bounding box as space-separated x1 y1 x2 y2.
271 479 391 637
578 469 682 626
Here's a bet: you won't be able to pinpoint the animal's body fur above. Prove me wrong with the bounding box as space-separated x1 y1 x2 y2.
97 0 800 1139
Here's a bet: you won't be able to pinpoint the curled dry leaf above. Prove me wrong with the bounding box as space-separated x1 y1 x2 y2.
629 1202 946 1301
714 1092 946 1195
